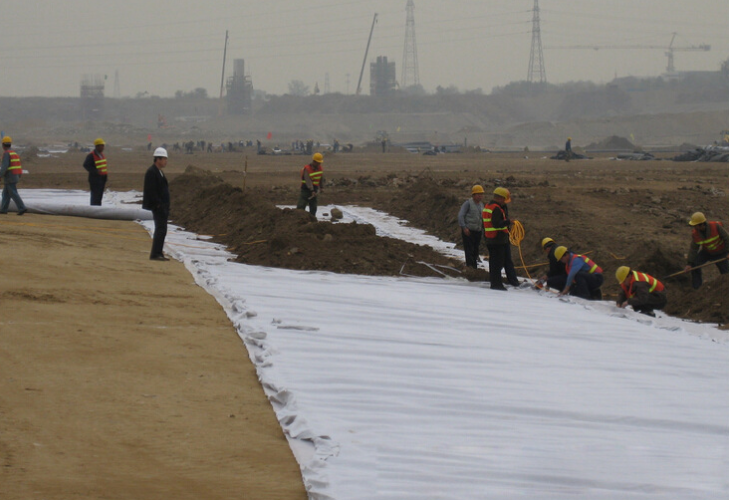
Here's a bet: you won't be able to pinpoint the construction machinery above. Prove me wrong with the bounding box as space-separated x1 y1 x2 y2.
549 33 710 76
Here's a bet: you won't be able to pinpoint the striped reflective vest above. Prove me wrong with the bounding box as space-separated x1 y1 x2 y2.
621 271 664 299
92 151 108 176
566 254 603 275
7 150 22 176
692 221 726 254
482 202 508 239
301 164 323 187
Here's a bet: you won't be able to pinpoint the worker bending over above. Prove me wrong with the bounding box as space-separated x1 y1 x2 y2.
615 266 667 317
297 152 324 216
554 246 603 300
537 237 567 290
684 212 728 289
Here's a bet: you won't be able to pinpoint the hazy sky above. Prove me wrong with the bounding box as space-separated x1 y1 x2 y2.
3 0 728 98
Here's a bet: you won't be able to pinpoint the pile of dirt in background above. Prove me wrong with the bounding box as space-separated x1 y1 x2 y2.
585 135 636 150
169 167 461 278
665 275 729 326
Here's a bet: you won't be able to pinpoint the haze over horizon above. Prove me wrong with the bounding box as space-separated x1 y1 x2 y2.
2 0 728 98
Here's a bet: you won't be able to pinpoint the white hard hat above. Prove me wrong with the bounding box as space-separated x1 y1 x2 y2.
153 147 168 158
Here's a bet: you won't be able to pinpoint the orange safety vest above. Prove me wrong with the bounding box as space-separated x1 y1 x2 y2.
7 150 22 177
621 271 664 299
566 254 603 275
692 221 726 254
92 151 108 176
482 202 509 239
301 164 323 187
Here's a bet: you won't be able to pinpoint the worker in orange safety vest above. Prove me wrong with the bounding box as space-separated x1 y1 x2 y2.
0 136 27 215
83 138 109 205
683 212 729 289
297 152 325 216
615 266 667 317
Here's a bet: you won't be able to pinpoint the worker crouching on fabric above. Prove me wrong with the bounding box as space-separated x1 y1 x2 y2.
554 246 604 300
537 237 568 290
684 212 729 289
458 184 485 269
297 152 324 216
483 187 519 291
615 266 667 317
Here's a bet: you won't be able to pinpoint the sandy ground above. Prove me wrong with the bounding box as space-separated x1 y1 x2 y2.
0 214 306 499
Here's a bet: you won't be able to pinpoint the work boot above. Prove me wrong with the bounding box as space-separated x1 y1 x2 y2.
590 288 603 301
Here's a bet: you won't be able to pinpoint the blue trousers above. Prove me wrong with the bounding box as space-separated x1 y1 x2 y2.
1 182 26 212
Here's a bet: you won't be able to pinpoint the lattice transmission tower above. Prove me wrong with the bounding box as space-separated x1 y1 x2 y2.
401 0 420 89
527 0 547 83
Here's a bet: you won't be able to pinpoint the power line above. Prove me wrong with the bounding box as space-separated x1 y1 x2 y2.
527 0 546 83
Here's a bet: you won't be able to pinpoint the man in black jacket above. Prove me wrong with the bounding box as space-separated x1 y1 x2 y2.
142 148 170 261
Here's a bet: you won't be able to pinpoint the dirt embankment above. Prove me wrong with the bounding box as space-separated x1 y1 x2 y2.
215 166 728 327
170 167 461 278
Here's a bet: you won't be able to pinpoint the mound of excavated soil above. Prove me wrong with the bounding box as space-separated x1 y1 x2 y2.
169 167 461 278
664 274 729 326
586 135 635 150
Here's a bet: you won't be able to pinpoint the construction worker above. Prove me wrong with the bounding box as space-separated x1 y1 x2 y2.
483 187 519 290
615 266 667 317
142 148 171 261
0 136 27 215
564 137 572 162
297 152 324 216
458 185 485 269
537 237 568 290
83 138 108 205
554 246 604 300
684 212 729 289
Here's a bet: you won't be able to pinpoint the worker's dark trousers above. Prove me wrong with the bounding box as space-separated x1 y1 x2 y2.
631 291 668 314
570 271 604 300
691 250 729 289
297 188 318 216
487 243 519 289
150 206 169 258
546 274 567 291
462 229 483 269
89 175 107 206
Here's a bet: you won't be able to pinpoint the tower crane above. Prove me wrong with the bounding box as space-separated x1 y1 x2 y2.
549 33 710 75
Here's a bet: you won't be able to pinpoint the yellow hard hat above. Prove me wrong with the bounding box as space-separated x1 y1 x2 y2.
689 212 706 226
541 237 555 249
312 152 324 163
615 266 631 284
471 184 484 195
2 136 11 144
554 246 568 261
567 137 572 141
94 138 105 146
493 187 511 203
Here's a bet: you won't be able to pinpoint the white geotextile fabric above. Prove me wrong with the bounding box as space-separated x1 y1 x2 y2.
144 203 728 500
16 191 728 499
13 189 151 220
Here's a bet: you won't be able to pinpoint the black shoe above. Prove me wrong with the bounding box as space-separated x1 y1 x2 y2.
0 212 6 214
490 285 508 291
150 255 170 261
639 310 656 318
590 289 603 300
17 208 27 216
